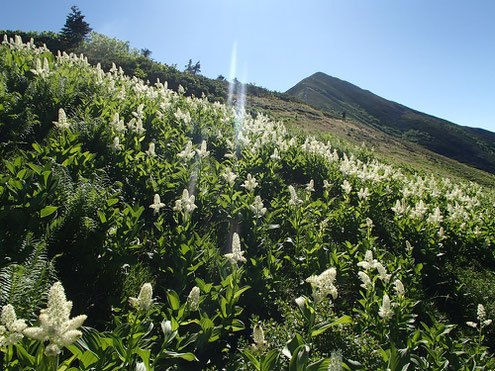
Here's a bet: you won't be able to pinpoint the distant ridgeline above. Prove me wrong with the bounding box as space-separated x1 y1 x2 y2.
287 72 495 175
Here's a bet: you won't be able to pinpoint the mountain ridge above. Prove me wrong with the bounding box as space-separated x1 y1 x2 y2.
287 72 495 174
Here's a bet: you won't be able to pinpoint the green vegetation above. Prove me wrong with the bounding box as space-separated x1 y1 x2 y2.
287 72 495 175
1 34 495 370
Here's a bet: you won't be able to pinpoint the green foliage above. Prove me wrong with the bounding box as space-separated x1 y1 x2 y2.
0 241 56 321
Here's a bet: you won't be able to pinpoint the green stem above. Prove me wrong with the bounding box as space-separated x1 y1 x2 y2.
125 312 140 370
48 354 59 371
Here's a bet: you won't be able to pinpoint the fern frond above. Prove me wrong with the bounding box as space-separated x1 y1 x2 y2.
0 242 57 321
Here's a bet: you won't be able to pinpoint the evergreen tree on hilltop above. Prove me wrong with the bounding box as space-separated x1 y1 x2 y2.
184 59 201 74
60 5 92 50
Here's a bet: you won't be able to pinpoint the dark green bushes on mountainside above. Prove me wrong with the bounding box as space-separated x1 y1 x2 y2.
287 72 495 174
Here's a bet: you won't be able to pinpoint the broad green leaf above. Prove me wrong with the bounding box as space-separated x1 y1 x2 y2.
310 315 352 337
242 350 260 370
162 351 198 361
289 344 310 371
167 290 180 310
97 210 107 223
233 285 250 299
40 205 57 218
133 348 151 369
261 349 279 371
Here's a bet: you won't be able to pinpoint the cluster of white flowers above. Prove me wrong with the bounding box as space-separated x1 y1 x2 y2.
145 142 157 157
23 282 87 356
249 195 267 218
241 174 258 193
0 304 27 347
391 199 410 218
288 185 302 206
378 294 393 320
40 37 493 239
195 140 210 158
174 108 191 124
305 179 315 193
108 136 122 152
3 34 48 54
426 206 443 225
186 286 200 312
129 283 153 312
466 304 492 329
357 187 370 201
251 323 267 350
110 112 126 133
178 141 195 162
53 108 70 130
127 118 146 135
132 103 145 120
222 167 237 186
341 180 352 194
149 193 165 215
173 189 197 215
31 57 52 78
270 148 281 161
394 279 405 298
224 232 246 265
358 271 373 290
328 350 343 371
12 34 488 235
56 50 89 68
357 250 391 283
409 199 428 220
306 268 338 302
357 250 377 271
375 262 391 283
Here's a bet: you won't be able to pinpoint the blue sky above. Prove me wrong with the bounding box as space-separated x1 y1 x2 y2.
2 0 495 132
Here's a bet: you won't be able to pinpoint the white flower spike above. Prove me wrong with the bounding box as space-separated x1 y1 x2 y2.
149 194 165 215
224 233 247 265
23 282 87 355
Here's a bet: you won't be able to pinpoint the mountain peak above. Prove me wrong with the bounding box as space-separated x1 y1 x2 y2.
287 73 495 174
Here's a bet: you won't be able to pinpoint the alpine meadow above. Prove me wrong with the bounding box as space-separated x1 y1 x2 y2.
1 30 495 371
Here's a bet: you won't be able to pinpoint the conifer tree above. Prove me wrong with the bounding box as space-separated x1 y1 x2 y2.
60 5 92 49
184 59 201 74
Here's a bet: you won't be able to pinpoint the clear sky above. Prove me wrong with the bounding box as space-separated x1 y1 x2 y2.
2 0 495 132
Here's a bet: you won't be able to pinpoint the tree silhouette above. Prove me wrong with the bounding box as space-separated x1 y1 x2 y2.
184 59 201 74
60 5 92 49
140 48 152 58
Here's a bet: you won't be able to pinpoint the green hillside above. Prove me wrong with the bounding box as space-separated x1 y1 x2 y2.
5 29 495 187
245 94 495 188
1 35 495 370
287 72 495 175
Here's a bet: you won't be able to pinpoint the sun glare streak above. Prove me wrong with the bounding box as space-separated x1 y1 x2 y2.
234 62 248 135
227 41 237 106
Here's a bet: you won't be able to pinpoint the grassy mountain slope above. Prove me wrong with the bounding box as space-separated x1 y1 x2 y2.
287 72 495 175
246 94 495 187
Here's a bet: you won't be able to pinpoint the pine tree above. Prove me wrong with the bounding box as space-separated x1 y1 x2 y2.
184 59 201 74
60 5 92 49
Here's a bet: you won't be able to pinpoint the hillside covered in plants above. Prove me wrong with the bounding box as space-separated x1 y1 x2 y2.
1 35 495 370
